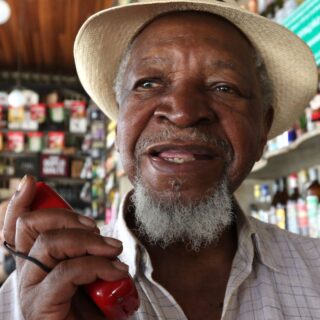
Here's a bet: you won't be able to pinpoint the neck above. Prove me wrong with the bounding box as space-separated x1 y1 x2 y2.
126 202 238 276
125 193 239 272
145 222 237 274
125 197 239 319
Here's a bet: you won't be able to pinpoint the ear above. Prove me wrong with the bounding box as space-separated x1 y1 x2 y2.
255 106 274 161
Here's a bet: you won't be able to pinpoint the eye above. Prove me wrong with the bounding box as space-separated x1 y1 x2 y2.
214 84 236 94
134 79 161 90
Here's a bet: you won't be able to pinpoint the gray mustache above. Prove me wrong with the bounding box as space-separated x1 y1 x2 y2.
135 126 234 163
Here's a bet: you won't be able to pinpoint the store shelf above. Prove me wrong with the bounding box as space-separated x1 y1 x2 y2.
0 151 40 157
249 128 320 180
1 128 86 137
0 151 86 159
0 175 87 183
42 177 87 184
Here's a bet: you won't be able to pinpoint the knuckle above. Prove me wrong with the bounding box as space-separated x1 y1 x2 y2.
16 214 31 234
54 259 72 281
2 225 11 242
34 232 49 249
33 230 58 254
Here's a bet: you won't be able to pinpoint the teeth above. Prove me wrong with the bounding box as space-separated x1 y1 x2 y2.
164 157 194 163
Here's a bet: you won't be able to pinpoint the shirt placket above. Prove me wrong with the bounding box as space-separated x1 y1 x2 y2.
221 233 254 320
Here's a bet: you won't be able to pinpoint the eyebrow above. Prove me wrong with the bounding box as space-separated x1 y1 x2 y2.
206 60 251 82
137 57 235 69
138 56 172 67
207 60 236 71
135 55 249 82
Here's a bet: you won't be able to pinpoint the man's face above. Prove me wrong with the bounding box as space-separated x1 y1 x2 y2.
117 12 270 203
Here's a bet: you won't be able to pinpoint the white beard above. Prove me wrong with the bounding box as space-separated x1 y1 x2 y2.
131 176 234 251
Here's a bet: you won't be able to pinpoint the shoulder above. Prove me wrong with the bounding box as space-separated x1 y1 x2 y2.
250 216 320 272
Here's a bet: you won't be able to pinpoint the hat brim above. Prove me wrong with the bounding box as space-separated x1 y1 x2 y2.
74 0 318 139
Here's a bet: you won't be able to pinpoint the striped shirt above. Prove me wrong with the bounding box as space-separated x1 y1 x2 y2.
1 192 320 319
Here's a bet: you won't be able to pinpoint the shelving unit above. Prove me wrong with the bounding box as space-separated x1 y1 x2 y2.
0 87 111 221
237 128 320 216
249 128 320 180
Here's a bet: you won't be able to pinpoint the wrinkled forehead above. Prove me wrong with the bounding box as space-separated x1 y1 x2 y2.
131 10 255 55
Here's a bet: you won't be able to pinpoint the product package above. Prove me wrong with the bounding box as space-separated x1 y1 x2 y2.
22 89 39 106
49 103 65 123
0 132 3 151
47 131 65 152
70 101 86 118
27 132 44 152
15 156 40 177
21 108 38 131
71 159 84 178
8 106 24 129
91 121 105 149
69 101 87 133
40 154 69 177
30 103 46 124
0 92 8 106
6 131 24 153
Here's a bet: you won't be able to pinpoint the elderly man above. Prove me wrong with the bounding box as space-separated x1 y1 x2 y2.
0 0 319 319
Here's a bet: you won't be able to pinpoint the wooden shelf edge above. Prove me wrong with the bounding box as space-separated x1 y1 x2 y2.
249 128 320 180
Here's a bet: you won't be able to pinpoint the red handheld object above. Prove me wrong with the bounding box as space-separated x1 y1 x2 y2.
31 182 140 319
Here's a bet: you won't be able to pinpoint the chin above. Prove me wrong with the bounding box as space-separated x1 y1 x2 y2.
131 174 234 251
138 174 226 204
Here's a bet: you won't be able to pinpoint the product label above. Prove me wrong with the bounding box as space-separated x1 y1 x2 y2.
287 201 299 234
307 195 319 238
276 206 286 230
40 155 69 177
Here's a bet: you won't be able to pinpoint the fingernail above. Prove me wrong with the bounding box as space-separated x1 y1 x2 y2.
112 260 129 272
104 237 122 248
78 215 97 228
17 175 28 191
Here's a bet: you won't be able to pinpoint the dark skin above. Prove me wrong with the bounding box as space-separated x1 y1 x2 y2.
131 217 238 320
1 11 273 320
117 12 273 320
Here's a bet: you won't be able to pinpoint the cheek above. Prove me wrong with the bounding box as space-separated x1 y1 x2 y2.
222 115 262 189
117 103 154 181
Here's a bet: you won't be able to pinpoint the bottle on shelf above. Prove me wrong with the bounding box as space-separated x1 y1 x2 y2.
271 178 288 230
259 184 272 223
297 197 309 236
306 168 320 237
250 184 261 220
307 168 320 198
286 173 300 234
250 184 271 223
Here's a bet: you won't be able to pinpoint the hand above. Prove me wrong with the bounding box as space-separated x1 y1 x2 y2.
3 176 129 320
0 199 10 243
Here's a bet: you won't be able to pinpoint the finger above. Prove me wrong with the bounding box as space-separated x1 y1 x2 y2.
0 199 10 243
15 208 98 256
20 229 123 285
0 199 10 220
3 175 36 246
45 256 129 298
21 255 129 309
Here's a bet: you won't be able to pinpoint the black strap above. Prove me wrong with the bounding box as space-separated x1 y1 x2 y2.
3 241 52 273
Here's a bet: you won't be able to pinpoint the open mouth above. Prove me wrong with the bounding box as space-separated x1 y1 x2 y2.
148 143 217 164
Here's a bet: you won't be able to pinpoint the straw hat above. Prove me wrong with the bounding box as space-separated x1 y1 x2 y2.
74 0 318 139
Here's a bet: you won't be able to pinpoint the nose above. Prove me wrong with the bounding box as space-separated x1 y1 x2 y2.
154 83 217 128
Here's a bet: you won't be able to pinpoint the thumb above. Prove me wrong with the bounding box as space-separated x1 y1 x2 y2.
3 175 37 247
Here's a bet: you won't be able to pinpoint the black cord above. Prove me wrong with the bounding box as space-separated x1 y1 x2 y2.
3 241 52 273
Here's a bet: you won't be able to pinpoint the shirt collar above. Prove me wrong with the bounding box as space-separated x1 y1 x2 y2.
236 205 281 272
113 191 281 278
112 190 141 278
